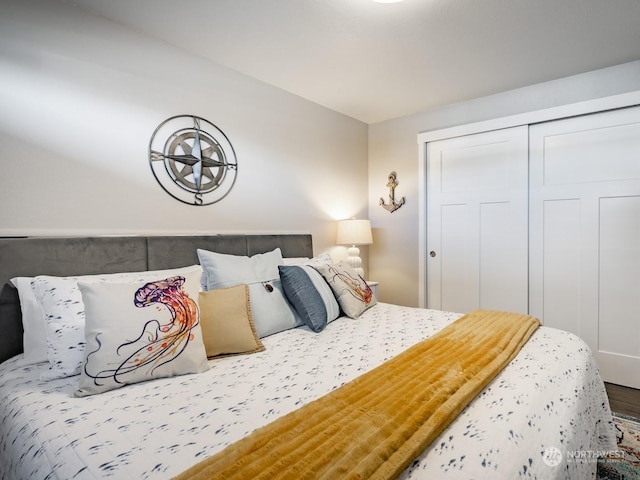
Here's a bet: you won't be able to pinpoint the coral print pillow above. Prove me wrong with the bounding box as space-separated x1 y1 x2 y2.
75 269 209 397
314 261 376 318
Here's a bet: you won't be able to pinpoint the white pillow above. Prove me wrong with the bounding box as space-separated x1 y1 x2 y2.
10 277 48 365
30 265 203 380
197 248 301 337
76 270 209 397
282 257 310 266
302 252 333 267
281 253 333 267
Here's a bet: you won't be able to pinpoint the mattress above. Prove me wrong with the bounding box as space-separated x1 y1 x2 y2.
0 302 615 480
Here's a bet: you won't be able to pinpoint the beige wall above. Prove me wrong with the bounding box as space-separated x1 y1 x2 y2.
0 0 368 260
369 60 640 307
3 1 640 308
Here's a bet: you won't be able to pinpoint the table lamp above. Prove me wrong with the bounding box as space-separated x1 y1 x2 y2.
336 219 373 277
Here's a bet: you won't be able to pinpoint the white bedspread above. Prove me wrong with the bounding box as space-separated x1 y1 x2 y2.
0 304 615 479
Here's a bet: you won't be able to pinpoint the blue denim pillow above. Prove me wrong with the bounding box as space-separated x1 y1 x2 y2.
279 265 340 333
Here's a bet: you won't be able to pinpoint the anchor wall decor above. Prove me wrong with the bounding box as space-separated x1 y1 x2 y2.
379 171 405 213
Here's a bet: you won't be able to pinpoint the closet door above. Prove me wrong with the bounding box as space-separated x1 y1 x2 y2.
530 106 640 389
426 126 528 314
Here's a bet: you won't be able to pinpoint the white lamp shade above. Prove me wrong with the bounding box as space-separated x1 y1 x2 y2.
336 219 373 246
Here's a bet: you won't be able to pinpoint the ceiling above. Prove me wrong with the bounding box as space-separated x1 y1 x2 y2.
68 0 640 124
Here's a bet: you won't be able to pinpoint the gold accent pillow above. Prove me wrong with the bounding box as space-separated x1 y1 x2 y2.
199 285 265 358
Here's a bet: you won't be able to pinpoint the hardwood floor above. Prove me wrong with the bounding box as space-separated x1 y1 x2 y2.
605 382 640 418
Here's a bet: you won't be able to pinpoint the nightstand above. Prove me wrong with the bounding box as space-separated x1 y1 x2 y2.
366 281 379 298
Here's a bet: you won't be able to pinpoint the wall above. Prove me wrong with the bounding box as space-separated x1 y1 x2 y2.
4 1 640 307
369 60 640 307
0 0 368 261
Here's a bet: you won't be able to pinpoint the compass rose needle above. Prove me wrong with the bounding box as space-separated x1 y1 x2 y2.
150 149 225 179
151 152 198 165
150 150 165 162
191 130 203 191
150 150 195 165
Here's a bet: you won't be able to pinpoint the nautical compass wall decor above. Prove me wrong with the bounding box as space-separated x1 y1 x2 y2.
149 115 238 206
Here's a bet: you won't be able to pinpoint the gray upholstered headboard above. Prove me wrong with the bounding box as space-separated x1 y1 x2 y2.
0 234 313 364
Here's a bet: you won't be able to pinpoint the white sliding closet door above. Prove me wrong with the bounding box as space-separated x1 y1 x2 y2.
426 126 528 314
530 106 640 389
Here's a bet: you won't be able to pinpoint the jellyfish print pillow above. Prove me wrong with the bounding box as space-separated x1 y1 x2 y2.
75 269 209 397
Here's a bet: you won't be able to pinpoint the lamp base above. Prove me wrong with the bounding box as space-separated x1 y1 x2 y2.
346 245 364 278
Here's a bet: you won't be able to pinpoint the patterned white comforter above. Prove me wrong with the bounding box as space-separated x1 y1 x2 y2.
0 303 615 479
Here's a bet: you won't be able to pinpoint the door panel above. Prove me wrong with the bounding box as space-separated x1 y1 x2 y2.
530 106 640 389
541 199 582 335
599 196 640 357
426 126 528 314
479 202 521 312
440 204 470 311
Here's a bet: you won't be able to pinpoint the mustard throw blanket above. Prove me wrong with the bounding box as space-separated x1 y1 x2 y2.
175 309 540 480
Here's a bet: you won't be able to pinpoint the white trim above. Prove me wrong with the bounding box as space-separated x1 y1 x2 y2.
416 90 640 308
417 91 640 144
418 141 428 308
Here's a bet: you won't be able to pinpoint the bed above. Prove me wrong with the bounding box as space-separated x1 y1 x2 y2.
0 234 616 479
